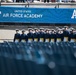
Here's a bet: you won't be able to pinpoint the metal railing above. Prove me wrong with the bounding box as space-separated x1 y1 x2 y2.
0 2 76 8
0 39 13 42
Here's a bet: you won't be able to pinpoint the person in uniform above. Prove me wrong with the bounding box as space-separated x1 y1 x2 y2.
69 28 75 42
13 29 21 42
39 28 45 42
62 26 69 42
74 30 76 42
33 28 39 42
50 29 56 43
27 28 34 43
44 28 50 42
56 29 63 42
20 29 28 42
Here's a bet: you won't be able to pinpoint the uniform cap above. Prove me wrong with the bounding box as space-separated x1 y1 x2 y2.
62 28 64 30
45 28 50 31
34 28 38 30
64 26 68 28
69 29 72 31
51 29 54 31
40 28 44 30
28 28 33 30
22 29 25 32
70 27 75 30
58 29 62 31
16 29 19 31
56 27 60 29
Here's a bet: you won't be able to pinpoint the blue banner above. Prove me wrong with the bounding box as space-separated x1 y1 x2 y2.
0 7 76 23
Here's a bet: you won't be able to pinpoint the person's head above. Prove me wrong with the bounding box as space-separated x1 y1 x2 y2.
58 29 63 34
45 28 50 33
28 28 33 33
57 28 60 33
70 28 75 33
64 26 68 31
34 28 39 33
16 29 19 33
51 29 55 34
22 29 25 34
56 27 60 30
40 28 44 32
71 28 75 33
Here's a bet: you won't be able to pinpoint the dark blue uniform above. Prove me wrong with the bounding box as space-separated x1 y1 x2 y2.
44 33 50 42
69 32 75 42
50 33 56 42
56 33 63 42
27 32 34 42
20 34 28 42
39 32 45 42
33 32 39 42
62 30 69 42
75 33 76 42
14 33 20 42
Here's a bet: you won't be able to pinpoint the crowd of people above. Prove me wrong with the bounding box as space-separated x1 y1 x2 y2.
14 26 76 43
1 0 76 3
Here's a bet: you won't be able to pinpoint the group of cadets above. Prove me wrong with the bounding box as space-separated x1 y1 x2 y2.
14 26 76 43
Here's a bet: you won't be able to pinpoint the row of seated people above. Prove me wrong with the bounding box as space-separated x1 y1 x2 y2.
14 26 76 43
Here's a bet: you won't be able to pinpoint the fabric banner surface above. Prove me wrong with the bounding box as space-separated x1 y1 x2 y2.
0 7 76 23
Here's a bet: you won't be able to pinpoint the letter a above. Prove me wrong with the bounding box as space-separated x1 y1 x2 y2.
71 10 76 19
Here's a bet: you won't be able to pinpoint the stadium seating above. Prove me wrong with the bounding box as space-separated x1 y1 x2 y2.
0 42 76 75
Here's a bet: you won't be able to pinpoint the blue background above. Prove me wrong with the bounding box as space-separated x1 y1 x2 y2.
0 7 76 23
